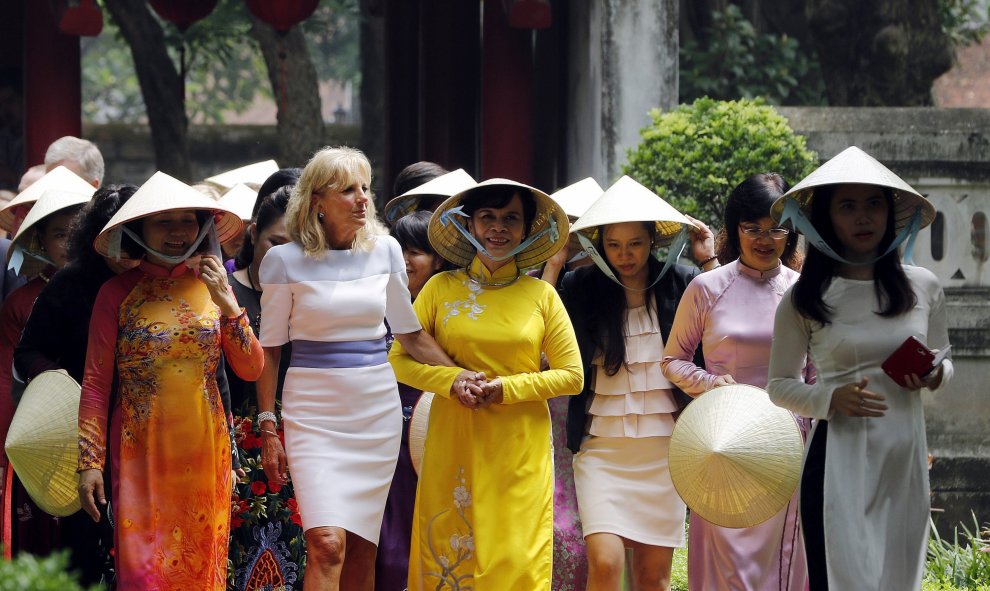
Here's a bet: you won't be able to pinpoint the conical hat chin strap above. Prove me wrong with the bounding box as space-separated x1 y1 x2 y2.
105 217 219 264
438 205 559 263
576 225 690 292
6 245 55 274
778 198 923 266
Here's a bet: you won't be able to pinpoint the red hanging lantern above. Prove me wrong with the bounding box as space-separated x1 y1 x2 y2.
245 0 319 34
148 0 219 32
504 0 552 29
55 0 104 36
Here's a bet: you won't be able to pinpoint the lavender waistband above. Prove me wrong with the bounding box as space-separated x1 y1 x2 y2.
290 338 388 368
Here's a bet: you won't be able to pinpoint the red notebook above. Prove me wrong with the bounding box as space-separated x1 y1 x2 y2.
881 336 950 387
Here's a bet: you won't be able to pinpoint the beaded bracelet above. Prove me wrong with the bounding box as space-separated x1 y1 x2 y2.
698 255 719 268
257 411 278 426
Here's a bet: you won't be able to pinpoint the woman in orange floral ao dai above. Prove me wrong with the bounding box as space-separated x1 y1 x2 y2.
77 173 263 590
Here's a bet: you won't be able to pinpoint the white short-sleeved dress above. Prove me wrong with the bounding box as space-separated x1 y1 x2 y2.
259 236 421 543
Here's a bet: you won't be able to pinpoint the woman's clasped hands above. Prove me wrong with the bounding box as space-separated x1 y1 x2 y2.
450 370 504 409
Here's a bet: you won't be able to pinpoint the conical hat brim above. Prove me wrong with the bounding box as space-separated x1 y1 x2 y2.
428 178 569 268
408 392 435 476
219 183 259 221
4 370 83 517
384 169 477 224
668 384 804 528
570 175 695 248
550 177 605 220
0 166 94 231
7 189 92 277
205 160 279 191
771 146 936 232
94 171 244 256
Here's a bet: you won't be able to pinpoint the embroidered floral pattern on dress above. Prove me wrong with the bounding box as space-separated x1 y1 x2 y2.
222 311 260 358
114 280 224 446
441 278 487 326
424 467 475 590
76 270 263 590
228 402 306 590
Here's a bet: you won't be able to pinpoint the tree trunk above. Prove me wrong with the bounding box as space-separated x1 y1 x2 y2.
249 18 325 168
806 0 954 105
359 0 387 197
103 0 191 180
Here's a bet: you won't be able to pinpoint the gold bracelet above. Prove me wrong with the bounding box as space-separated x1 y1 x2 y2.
260 429 279 437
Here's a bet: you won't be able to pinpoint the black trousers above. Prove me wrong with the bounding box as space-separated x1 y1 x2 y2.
801 421 829 591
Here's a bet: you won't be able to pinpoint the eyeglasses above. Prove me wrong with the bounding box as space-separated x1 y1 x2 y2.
740 226 790 240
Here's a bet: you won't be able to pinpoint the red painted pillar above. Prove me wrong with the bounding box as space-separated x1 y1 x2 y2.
481 0 533 183
23 2 82 168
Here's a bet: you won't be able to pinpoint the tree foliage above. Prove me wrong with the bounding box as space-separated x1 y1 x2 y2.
623 98 818 230
939 0 990 47
680 4 826 106
82 0 360 125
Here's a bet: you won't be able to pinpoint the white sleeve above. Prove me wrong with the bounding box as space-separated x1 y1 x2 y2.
383 237 422 335
924 272 954 388
258 247 292 347
767 289 834 419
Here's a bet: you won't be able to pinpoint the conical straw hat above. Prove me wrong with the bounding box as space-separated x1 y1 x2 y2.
94 171 244 257
0 166 94 231
7 188 92 277
668 384 803 529
570 176 696 248
205 159 279 191
408 392 435 476
219 183 260 221
4 370 83 517
550 177 604 220
384 169 477 224
428 178 569 269
770 146 935 232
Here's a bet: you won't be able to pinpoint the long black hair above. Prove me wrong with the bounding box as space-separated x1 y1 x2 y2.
393 161 448 197
389 210 455 272
586 221 661 376
234 185 292 270
791 184 916 325
254 168 302 219
715 172 802 270
67 183 139 269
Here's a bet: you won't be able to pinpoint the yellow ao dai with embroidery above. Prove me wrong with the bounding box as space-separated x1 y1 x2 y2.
389 257 583 591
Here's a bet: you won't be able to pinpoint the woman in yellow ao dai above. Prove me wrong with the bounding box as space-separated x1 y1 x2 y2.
389 179 583 591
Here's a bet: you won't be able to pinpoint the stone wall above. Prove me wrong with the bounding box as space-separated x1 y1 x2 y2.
566 0 679 187
83 123 360 186
781 106 990 534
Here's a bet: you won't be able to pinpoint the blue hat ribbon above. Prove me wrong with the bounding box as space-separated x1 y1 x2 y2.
577 224 690 292
778 198 923 266
439 205 559 264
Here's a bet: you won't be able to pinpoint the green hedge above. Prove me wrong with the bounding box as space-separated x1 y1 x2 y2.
0 550 101 591
623 97 818 230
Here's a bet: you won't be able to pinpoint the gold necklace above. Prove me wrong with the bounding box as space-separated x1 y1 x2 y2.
466 267 520 287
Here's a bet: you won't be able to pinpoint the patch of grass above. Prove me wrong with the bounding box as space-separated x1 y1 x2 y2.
925 512 990 590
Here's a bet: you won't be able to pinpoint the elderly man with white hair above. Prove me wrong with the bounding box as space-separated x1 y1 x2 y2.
44 136 104 188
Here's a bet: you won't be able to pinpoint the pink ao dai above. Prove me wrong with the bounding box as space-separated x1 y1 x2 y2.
661 259 808 591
